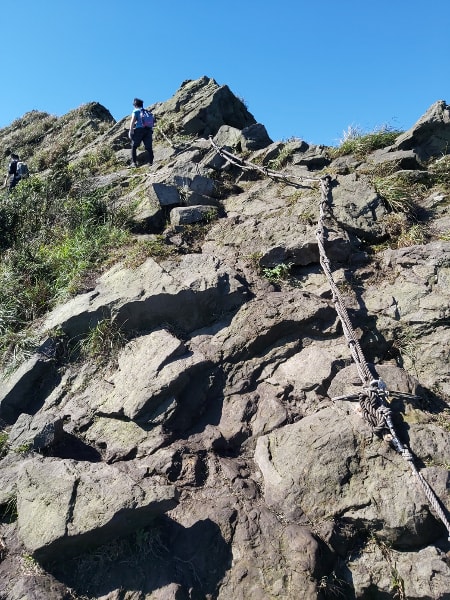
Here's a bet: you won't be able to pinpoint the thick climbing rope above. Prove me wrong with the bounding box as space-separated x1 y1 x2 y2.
208 137 320 185
317 176 450 540
209 138 450 538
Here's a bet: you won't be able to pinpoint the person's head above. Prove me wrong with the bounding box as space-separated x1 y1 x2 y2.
11 153 19 161
133 98 144 108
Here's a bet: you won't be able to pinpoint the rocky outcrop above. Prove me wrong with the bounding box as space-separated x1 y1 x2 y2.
16 456 178 562
0 78 449 600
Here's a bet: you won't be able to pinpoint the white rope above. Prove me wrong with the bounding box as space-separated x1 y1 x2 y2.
209 137 320 185
317 176 450 540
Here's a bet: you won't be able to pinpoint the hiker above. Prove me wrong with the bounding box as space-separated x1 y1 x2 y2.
3 153 21 191
128 98 155 167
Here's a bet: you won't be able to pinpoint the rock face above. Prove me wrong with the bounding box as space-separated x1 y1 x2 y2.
0 79 449 600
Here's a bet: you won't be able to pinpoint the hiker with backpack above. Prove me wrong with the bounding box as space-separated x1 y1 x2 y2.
3 153 28 191
128 98 155 168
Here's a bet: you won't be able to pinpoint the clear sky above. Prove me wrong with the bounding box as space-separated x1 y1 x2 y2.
1 0 449 147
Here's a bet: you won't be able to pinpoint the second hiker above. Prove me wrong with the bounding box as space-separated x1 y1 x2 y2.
2 153 24 191
128 98 155 168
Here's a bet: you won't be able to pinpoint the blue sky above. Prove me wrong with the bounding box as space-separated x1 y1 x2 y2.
1 0 449 147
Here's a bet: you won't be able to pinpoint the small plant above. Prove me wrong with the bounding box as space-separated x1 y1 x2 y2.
122 236 178 268
0 430 9 458
318 573 348 598
244 251 263 271
380 213 428 249
14 442 33 455
262 262 292 283
21 552 44 575
1 494 18 522
268 142 296 170
78 317 128 364
396 223 428 247
392 326 418 373
428 154 450 189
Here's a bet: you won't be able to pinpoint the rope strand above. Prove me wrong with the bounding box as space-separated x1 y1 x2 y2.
317 176 450 540
207 137 450 540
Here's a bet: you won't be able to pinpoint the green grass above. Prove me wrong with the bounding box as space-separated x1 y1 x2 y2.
77 318 128 365
373 172 428 214
268 140 298 170
330 125 403 160
0 430 8 458
0 163 134 369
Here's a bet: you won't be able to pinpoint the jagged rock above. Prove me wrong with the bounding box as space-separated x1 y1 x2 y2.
212 124 242 148
170 205 218 226
16 456 178 562
8 412 64 452
0 339 59 424
346 541 450 599
42 253 249 338
97 328 209 423
240 123 273 151
329 172 387 240
148 182 181 207
291 143 331 170
154 76 256 137
363 242 450 394
254 405 448 547
394 99 450 160
368 147 424 170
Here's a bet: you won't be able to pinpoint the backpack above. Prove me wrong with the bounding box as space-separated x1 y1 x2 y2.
140 109 155 128
16 161 29 179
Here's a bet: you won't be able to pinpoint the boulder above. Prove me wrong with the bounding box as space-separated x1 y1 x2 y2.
170 205 219 226
97 328 210 423
8 411 64 452
16 456 178 562
254 406 448 547
155 76 256 137
394 100 450 160
42 253 249 338
240 123 273 151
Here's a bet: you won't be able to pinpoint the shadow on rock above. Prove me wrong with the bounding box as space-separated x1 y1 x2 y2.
44 431 102 462
47 515 232 598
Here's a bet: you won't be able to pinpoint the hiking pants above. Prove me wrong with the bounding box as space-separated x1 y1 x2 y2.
131 127 154 164
7 175 20 191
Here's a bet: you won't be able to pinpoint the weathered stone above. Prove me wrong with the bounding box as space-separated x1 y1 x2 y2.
394 99 450 160
155 76 256 137
170 205 218 226
42 253 248 338
0 340 59 424
254 406 448 547
8 412 64 452
98 328 210 423
240 123 273 151
212 124 242 148
16 456 178 561
329 172 387 240
368 147 424 169
346 541 450 599
148 182 181 207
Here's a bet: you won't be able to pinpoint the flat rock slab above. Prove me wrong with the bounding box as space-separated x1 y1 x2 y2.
16 456 178 562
